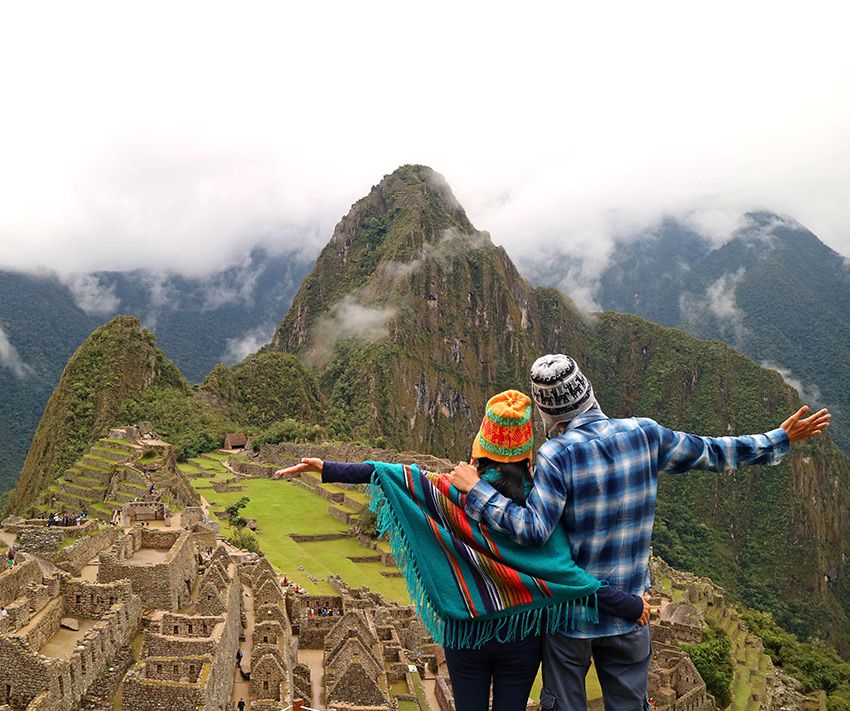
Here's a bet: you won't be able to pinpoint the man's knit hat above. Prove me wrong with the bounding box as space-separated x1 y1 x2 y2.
530 354 595 436
471 390 534 463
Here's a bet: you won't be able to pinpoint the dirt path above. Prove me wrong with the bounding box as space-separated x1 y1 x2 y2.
231 586 255 705
297 647 325 710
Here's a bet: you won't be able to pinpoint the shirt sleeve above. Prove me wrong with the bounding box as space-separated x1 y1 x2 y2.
321 461 376 484
597 587 645 620
655 424 790 474
464 447 568 546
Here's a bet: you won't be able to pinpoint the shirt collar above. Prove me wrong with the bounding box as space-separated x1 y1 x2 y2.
565 406 608 432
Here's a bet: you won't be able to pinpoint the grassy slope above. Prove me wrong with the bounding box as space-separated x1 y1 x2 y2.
199 477 408 601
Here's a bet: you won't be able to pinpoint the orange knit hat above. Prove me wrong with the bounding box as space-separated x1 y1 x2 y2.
471 390 534 463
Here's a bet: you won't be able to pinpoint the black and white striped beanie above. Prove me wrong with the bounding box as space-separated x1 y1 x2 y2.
530 354 595 436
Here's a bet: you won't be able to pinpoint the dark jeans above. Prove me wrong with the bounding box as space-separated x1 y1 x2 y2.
540 625 652 711
444 635 542 711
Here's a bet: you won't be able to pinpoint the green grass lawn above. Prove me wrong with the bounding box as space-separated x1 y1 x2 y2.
201 478 408 601
530 664 602 702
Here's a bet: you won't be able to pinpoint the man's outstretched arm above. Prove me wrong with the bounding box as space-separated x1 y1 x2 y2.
657 405 831 474
452 449 568 546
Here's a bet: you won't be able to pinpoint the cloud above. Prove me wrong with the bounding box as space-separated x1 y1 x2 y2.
0 2 847 285
679 268 749 345
59 273 120 316
0 326 33 378
378 227 492 283
222 325 274 364
761 361 824 408
201 259 265 310
305 295 396 367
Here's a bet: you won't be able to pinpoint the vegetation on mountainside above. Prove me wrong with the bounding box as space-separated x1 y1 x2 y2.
200 352 325 429
250 419 325 450
11 316 187 512
118 385 240 461
591 215 850 453
742 609 850 709
682 626 734 707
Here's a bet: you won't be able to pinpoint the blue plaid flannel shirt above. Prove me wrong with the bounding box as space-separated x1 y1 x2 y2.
465 408 790 638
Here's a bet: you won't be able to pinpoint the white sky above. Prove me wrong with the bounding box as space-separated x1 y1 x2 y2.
1 0 848 277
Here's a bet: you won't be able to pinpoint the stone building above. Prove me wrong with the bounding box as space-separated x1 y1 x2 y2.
0 567 141 711
98 527 197 611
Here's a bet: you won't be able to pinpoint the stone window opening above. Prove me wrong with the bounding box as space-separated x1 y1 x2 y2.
188 624 193 634
174 626 179 635
76 594 81 605
156 664 162 674
263 681 269 692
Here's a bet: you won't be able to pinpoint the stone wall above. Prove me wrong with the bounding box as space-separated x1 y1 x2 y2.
0 578 141 711
14 527 66 553
0 558 41 608
98 530 197 611
49 528 119 576
122 501 168 522
121 657 210 710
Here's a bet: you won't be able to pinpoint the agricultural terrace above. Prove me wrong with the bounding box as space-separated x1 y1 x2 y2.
184 452 408 601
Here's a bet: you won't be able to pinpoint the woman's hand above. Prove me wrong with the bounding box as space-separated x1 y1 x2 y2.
273 457 324 479
449 461 480 493
637 596 651 625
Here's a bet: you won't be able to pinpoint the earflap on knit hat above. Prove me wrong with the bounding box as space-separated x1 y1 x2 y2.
530 354 595 435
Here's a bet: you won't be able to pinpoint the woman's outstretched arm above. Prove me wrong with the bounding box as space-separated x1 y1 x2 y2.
274 458 375 485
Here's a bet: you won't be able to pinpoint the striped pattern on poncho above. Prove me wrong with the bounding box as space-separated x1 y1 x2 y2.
367 461 600 648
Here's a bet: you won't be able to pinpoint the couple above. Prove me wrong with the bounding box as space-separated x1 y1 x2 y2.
276 354 830 710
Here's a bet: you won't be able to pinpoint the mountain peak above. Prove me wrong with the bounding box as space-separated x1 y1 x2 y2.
11 315 187 512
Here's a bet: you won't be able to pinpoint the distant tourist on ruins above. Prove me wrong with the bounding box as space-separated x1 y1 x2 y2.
235 648 243 668
276 390 648 711
1 607 8 618
6 546 15 568
447 354 832 711
237 698 246 711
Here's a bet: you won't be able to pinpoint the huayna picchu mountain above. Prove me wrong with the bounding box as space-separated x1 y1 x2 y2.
10 316 188 513
266 165 850 649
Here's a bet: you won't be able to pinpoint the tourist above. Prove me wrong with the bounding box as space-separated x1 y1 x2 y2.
237 699 245 711
1 607 8 618
6 546 15 568
276 390 647 711
448 354 831 710
235 648 243 668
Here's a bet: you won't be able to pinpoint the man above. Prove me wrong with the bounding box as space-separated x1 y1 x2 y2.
449 354 831 710
236 698 246 711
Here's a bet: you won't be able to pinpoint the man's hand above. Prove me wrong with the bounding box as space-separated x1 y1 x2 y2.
448 462 481 493
273 458 324 479
638 595 651 626
781 406 831 444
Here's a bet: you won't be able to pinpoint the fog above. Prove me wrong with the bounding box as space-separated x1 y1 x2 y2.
1 1 848 290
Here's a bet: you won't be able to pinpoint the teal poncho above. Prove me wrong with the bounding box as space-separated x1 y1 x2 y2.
367 461 601 648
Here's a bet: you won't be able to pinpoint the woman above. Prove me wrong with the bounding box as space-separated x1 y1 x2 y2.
276 390 647 711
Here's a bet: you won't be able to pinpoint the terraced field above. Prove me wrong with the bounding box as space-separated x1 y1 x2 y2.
656 577 774 710
38 438 147 519
196 475 408 601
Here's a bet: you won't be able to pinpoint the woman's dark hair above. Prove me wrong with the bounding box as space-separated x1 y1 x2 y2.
475 457 532 504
